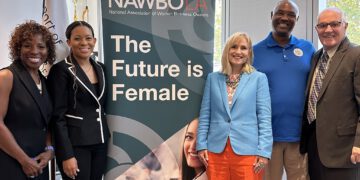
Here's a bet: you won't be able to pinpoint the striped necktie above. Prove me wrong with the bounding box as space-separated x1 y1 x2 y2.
307 52 329 124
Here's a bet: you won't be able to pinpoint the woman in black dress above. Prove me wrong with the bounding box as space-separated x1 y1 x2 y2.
0 20 55 179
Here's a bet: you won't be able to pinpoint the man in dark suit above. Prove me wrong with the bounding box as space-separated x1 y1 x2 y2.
300 7 360 179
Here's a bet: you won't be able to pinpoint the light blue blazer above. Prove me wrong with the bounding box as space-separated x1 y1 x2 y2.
196 71 272 158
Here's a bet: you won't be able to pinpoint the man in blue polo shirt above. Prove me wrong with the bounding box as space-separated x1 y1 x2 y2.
253 1 315 180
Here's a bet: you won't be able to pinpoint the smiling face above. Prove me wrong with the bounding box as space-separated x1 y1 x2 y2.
183 120 203 169
228 37 250 74
316 9 347 51
67 26 96 61
271 1 298 37
20 34 48 71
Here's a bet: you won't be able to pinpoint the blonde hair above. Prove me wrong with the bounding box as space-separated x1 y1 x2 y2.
221 32 254 75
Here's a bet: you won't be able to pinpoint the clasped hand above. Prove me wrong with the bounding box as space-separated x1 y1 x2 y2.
21 150 54 178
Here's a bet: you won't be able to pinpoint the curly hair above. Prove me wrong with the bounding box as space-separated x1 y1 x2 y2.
8 20 56 65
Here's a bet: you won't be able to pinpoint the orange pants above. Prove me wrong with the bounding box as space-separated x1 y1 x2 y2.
207 139 264 180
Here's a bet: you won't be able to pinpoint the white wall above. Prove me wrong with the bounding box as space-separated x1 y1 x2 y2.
0 0 43 68
226 0 314 44
0 0 100 69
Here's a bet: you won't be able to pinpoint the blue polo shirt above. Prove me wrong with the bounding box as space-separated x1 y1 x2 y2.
253 32 315 142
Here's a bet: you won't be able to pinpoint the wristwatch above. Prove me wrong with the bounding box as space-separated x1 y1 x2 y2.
45 145 55 152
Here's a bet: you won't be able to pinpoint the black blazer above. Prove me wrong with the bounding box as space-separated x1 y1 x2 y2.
0 61 52 178
47 56 110 161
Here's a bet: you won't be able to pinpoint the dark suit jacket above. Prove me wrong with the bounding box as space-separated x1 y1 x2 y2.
47 56 110 162
300 37 360 168
0 61 52 179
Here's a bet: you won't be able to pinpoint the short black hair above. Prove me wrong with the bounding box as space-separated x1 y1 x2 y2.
65 21 95 40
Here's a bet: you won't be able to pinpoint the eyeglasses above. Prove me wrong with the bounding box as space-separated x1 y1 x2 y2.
316 21 343 30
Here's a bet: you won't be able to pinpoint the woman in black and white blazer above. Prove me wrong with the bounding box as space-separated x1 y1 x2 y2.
47 21 110 180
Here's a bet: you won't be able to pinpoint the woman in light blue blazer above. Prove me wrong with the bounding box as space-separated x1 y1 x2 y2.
197 32 272 180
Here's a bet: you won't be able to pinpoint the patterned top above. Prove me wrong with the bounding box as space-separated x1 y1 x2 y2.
226 74 241 106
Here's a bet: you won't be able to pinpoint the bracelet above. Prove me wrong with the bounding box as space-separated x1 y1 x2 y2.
45 145 55 152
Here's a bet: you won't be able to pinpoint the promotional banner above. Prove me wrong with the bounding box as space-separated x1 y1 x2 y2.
102 1 215 179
